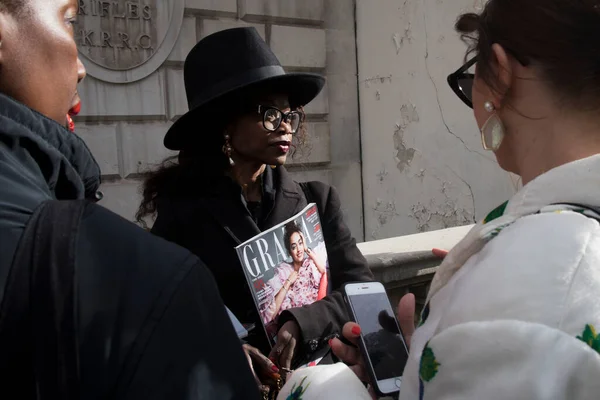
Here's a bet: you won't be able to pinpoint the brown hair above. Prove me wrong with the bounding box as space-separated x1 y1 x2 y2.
456 0 600 110
135 105 308 227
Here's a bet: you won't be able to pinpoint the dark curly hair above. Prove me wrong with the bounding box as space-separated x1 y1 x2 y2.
456 0 600 111
135 101 309 228
283 221 303 256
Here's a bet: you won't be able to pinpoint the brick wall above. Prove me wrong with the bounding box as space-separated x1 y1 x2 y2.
76 0 365 240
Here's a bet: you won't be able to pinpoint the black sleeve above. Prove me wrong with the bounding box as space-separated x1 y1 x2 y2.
119 258 260 400
150 208 179 243
76 204 259 400
279 184 373 352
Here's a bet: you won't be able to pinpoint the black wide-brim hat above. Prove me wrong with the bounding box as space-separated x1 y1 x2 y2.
164 27 326 151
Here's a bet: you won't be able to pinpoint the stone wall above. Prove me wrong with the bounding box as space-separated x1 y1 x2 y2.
356 0 520 240
76 0 365 240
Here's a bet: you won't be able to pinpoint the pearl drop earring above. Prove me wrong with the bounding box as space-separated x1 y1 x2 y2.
222 134 235 166
480 100 505 152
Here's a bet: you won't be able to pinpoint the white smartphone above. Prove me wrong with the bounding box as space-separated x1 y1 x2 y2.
344 282 409 396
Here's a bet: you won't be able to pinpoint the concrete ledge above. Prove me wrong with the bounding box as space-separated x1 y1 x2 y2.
358 224 473 255
358 225 472 312
367 251 440 288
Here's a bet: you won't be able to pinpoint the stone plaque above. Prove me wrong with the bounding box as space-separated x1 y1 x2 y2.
75 0 184 83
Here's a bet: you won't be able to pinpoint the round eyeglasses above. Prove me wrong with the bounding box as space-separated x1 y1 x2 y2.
257 105 303 134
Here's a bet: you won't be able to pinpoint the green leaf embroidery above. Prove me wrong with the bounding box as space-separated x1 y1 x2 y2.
419 345 440 382
483 201 508 224
286 376 310 400
577 324 600 354
482 222 513 241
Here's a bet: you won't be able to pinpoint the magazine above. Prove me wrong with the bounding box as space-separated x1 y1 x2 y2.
235 203 330 348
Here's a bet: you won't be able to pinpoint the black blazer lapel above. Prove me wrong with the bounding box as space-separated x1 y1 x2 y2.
197 187 262 246
263 167 306 229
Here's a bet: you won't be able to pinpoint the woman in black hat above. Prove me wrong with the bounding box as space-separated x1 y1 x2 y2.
137 27 373 385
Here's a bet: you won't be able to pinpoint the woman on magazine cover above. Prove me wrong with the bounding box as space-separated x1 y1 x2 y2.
136 27 373 387
260 221 328 328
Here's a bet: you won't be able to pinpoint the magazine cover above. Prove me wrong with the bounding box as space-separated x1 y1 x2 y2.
235 203 330 347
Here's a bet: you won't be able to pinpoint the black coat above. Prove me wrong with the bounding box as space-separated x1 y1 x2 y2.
151 165 374 358
0 94 259 399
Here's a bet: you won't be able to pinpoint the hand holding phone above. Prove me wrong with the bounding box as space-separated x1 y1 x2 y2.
344 282 409 396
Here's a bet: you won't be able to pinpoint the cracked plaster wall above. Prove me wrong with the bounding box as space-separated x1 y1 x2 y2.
357 0 519 240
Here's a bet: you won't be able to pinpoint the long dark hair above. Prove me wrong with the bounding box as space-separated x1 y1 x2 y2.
135 105 308 227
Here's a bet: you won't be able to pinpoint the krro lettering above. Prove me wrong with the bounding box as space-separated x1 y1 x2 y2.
77 0 153 50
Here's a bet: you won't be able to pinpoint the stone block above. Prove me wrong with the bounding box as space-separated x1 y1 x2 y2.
199 19 266 41
185 0 237 16
288 122 330 166
325 28 357 77
98 181 143 222
323 73 360 162
289 167 332 184
121 122 176 178
77 72 167 120
324 0 355 30
270 25 326 69
166 68 188 120
76 124 120 177
241 0 324 24
167 16 198 63
330 161 364 241
302 82 328 116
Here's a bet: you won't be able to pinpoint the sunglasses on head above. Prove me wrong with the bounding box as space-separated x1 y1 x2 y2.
447 55 477 109
256 105 303 134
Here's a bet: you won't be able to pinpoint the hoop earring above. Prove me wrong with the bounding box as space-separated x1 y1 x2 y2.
480 101 505 151
222 134 235 166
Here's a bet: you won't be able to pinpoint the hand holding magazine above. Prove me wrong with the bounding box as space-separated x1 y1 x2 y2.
235 203 330 351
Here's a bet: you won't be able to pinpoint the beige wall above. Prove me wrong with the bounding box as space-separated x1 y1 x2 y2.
356 0 518 240
78 0 365 240
78 0 520 244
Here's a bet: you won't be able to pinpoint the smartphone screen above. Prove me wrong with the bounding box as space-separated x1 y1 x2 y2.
347 287 409 393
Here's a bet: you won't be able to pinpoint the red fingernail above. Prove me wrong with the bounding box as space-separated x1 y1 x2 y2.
328 339 333 347
269 356 276 363
271 365 279 372
352 326 361 335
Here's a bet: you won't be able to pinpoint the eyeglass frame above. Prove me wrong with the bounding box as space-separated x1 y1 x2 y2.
257 105 304 134
448 51 531 109
447 55 477 109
